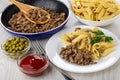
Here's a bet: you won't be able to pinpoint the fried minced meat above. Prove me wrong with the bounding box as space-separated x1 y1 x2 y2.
60 44 97 65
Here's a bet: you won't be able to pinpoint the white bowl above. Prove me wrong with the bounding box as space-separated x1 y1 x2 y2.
68 0 120 27
74 14 120 26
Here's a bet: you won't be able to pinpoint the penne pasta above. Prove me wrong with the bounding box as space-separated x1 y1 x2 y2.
94 5 103 13
101 10 120 20
107 8 117 13
72 0 120 21
101 48 114 56
72 35 87 43
60 27 115 60
97 8 106 20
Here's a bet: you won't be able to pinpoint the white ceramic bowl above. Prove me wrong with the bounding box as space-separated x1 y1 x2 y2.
68 0 120 27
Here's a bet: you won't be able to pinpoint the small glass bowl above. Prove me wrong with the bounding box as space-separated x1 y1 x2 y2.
17 52 49 76
1 35 31 59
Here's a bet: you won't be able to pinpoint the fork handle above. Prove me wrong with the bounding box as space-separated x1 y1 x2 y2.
49 61 75 80
61 72 75 80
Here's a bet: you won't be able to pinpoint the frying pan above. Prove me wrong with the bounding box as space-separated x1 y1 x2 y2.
0 0 69 39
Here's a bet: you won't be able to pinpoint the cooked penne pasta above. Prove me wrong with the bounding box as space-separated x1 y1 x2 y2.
101 48 114 56
101 10 120 20
97 8 105 20
94 5 103 13
72 35 87 43
60 27 115 60
71 0 120 21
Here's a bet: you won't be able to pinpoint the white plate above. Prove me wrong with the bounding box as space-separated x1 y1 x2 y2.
45 25 120 73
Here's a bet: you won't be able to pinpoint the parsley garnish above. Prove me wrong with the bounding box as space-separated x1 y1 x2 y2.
92 30 104 35
90 36 102 45
90 36 113 45
105 36 113 42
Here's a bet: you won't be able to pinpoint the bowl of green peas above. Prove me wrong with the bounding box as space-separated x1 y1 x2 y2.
1 35 31 59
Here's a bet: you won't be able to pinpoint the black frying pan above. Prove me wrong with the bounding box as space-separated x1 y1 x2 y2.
1 0 69 27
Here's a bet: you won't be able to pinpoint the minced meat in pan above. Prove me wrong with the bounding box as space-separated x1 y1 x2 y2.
8 8 65 33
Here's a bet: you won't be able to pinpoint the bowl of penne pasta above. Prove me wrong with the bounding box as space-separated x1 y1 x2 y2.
69 0 120 26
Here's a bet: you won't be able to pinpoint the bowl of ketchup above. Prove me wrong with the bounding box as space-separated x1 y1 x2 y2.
17 52 49 76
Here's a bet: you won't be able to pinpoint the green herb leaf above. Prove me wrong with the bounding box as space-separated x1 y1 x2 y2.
105 36 113 42
92 30 104 35
90 36 102 45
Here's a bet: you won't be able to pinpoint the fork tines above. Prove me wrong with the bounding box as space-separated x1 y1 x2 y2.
31 40 46 55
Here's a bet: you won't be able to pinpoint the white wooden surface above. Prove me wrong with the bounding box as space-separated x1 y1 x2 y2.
1 0 120 80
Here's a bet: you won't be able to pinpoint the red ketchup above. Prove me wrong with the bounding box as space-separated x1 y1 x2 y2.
19 54 48 76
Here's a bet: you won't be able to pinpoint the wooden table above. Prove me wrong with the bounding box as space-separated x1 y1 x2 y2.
1 0 120 80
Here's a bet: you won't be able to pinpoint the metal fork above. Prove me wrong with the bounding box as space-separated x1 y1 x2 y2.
31 40 75 80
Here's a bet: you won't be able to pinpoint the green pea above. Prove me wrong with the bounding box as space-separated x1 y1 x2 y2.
15 47 18 51
12 51 15 53
19 43 22 45
25 42 28 46
8 48 12 53
7 44 11 47
18 47 23 51
11 45 15 49
15 43 19 47
14 40 18 44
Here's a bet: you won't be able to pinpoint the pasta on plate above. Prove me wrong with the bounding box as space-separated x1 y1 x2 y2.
71 0 120 21
60 27 115 60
